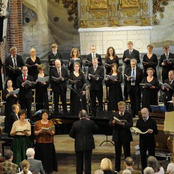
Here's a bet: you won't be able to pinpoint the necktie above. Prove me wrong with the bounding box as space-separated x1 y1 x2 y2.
13 58 17 68
94 66 96 72
58 69 61 77
132 69 135 83
92 53 94 58
129 50 132 56
23 75 26 81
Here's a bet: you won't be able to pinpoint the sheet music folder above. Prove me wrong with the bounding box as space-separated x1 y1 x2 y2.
150 105 167 112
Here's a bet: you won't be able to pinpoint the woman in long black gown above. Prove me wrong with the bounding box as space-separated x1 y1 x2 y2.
68 48 82 73
143 45 158 77
70 62 86 115
141 67 159 111
2 79 18 133
26 48 41 81
35 64 49 111
105 47 119 75
105 63 123 111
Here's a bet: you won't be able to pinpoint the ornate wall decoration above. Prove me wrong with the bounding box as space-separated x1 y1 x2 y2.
89 21 106 26
123 20 138 25
112 4 117 16
80 20 88 27
120 0 141 8
121 9 139 17
142 18 151 26
90 0 108 9
143 2 148 13
89 11 107 18
109 19 118 27
81 5 86 15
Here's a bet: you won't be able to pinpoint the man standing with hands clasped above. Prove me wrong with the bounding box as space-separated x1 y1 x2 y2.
136 108 158 171
110 101 133 172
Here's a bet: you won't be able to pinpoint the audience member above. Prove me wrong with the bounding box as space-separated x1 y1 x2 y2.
2 150 18 174
100 158 115 174
69 110 98 174
26 148 45 174
17 160 32 174
143 167 154 174
167 163 174 174
147 156 164 174
122 169 131 174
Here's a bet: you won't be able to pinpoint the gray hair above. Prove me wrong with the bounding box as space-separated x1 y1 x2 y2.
10 46 17 52
26 148 35 158
123 169 131 174
144 167 154 174
130 59 137 64
167 163 174 174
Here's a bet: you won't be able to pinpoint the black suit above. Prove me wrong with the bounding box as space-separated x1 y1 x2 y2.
122 49 140 100
87 65 104 115
125 67 143 116
136 117 158 170
50 67 68 113
110 111 133 172
86 53 102 67
8 111 18 135
5 55 25 87
159 53 174 82
161 79 174 109
69 118 98 174
48 51 63 67
16 75 33 118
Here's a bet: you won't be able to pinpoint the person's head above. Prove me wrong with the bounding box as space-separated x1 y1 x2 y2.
100 158 113 171
163 45 169 54
51 43 58 53
118 101 126 113
111 63 118 74
20 160 30 174
106 46 116 57
41 109 49 121
141 108 149 120
167 163 174 174
127 41 133 50
4 150 13 161
92 57 98 66
147 156 160 172
124 157 134 167
90 45 96 53
130 59 137 69
10 46 17 57
22 66 28 76
147 45 153 53
70 47 80 58
144 167 154 174
55 59 61 69
122 169 131 174
26 148 35 159
74 62 81 72
30 48 36 57
12 104 20 114
168 70 174 81
94 170 104 174
78 110 88 119
18 109 27 121
6 79 13 88
146 68 154 77
37 64 45 73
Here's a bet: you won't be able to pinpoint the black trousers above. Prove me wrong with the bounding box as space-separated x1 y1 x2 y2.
140 144 155 171
129 86 141 116
90 89 103 114
53 90 67 113
115 141 130 172
76 150 92 174
20 98 32 118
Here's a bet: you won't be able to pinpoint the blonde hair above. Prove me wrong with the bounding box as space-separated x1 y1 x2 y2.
118 101 126 106
127 41 133 46
100 158 113 171
51 43 58 49
10 46 17 52
130 59 137 64
70 48 80 58
30 48 36 53
146 67 155 73
20 160 30 174
38 64 45 71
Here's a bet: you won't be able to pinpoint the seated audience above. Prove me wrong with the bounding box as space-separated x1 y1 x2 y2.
100 158 115 174
26 148 45 174
119 157 141 174
144 167 154 174
2 150 18 174
167 163 174 174
17 160 32 174
122 169 131 174
147 156 164 174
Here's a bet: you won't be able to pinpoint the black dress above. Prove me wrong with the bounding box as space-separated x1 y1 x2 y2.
2 88 18 133
70 72 86 115
68 58 82 73
35 74 49 111
105 72 123 111
26 57 41 80
142 54 158 77
105 56 119 74
142 77 159 111
0 58 3 90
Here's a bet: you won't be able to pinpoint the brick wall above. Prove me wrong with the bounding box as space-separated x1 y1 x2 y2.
7 0 23 54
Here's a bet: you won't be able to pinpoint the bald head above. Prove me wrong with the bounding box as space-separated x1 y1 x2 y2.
26 148 35 158
141 108 149 120
55 59 61 68
79 109 87 119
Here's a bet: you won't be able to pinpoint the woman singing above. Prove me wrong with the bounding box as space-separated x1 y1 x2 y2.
3 79 18 134
143 45 158 77
68 48 82 73
26 48 41 80
141 68 159 111
35 64 49 111
105 63 123 111
10 110 31 166
70 62 86 115
105 47 119 75
34 110 58 174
